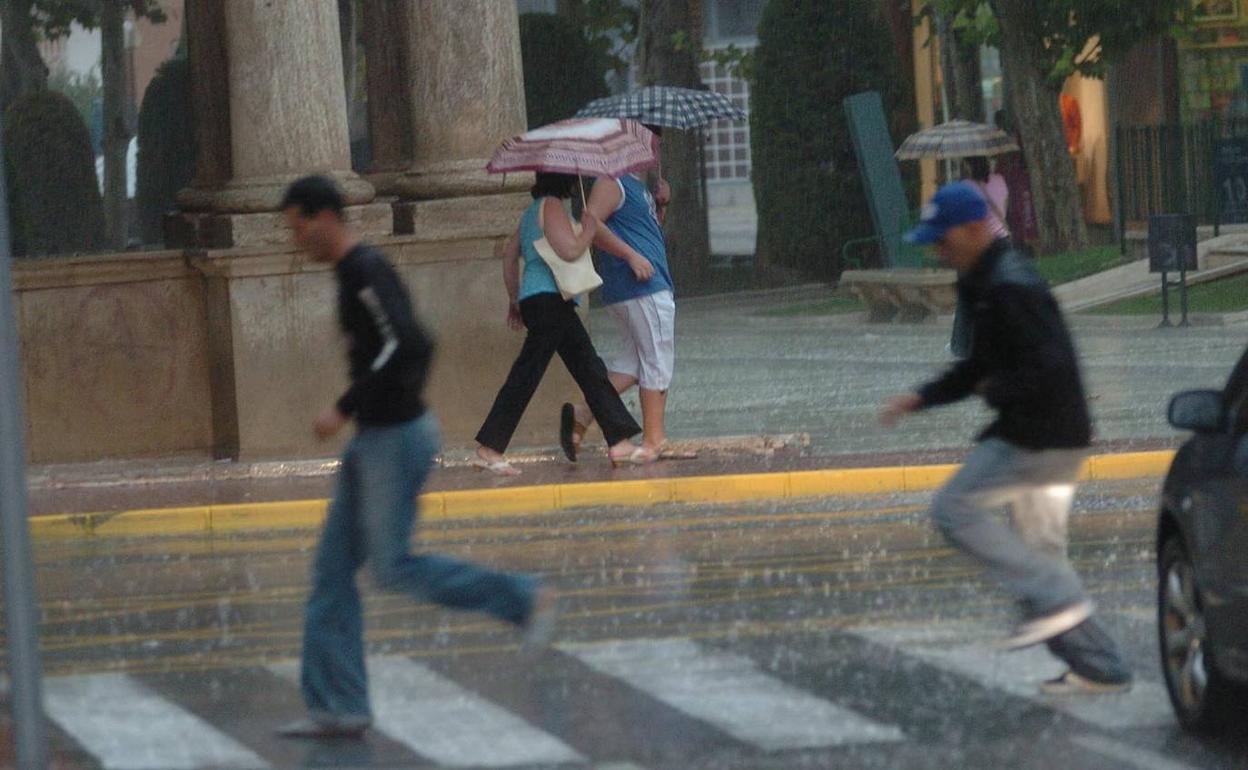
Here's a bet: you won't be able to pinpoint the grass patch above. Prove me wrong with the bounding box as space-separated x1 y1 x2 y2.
1034 245 1133 286
1091 270 1248 315
755 295 864 317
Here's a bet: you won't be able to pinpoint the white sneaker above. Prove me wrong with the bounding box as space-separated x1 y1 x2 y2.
999 600 1094 650
521 585 558 656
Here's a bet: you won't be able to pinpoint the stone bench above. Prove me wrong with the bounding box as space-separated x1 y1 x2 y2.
839 268 958 323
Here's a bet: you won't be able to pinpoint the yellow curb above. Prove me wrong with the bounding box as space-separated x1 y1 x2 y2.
789 468 905 497
1084 450 1175 481
210 500 327 532
28 449 1177 541
440 485 559 519
558 479 673 509
671 473 789 503
902 464 959 492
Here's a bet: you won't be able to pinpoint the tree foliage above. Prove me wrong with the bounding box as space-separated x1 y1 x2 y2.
921 0 1192 86
519 13 611 128
4 90 105 256
30 0 165 40
135 56 193 244
751 0 911 279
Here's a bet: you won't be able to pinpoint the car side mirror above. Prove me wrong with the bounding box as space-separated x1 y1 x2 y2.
1168 390 1224 433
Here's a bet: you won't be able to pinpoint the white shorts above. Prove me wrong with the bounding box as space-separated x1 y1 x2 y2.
606 290 675 391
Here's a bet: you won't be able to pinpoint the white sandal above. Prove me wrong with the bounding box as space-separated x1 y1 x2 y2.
608 446 656 468
470 455 521 476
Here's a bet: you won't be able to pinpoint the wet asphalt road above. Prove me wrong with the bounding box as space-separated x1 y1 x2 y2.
9 478 1248 769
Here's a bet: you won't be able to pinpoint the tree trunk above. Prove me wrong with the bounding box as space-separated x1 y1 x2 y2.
556 0 581 20
101 0 129 250
0 0 48 113
338 0 357 110
939 24 983 123
638 0 710 290
989 0 1088 254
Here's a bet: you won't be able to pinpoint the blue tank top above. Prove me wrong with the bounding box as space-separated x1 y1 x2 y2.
598 175 674 306
518 199 561 301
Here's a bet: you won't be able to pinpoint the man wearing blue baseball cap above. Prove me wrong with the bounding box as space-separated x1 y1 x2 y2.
879 182 1132 695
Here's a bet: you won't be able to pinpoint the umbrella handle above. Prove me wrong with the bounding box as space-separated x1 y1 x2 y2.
578 175 587 209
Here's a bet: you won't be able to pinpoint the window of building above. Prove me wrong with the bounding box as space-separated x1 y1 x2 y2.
698 54 753 182
706 0 765 43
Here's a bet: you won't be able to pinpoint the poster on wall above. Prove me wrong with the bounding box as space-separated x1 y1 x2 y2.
1194 0 1239 21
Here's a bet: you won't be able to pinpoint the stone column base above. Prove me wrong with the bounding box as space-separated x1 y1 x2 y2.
166 202 395 249
392 193 532 240
391 159 532 200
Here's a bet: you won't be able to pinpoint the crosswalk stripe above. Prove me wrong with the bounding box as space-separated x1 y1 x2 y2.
269 658 584 768
43 673 270 770
1071 735 1200 770
561 637 906 751
853 624 1176 730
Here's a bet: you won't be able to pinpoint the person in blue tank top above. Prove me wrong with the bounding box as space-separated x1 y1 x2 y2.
473 172 645 475
561 159 693 463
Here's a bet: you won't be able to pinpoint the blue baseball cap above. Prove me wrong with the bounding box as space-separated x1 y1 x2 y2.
905 181 989 245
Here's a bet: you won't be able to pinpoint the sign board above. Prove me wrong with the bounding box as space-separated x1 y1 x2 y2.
844 91 924 268
1149 213 1198 274
1214 138 1248 225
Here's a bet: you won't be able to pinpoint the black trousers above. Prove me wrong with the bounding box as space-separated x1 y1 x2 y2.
476 293 641 452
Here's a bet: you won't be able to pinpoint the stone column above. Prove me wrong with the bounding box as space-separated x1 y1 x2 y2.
364 0 531 236
360 0 414 193
174 0 386 248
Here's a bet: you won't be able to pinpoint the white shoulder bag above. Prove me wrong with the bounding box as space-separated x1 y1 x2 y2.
533 198 602 301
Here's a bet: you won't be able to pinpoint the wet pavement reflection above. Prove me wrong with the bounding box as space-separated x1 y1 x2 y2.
10 479 1248 768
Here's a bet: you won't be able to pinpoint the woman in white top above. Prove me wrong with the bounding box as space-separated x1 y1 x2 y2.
962 156 1010 241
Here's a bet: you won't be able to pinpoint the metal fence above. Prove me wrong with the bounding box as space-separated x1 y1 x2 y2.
1116 118 1248 235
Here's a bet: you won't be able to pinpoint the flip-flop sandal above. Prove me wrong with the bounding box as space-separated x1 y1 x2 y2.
608 446 656 467
470 456 521 477
559 403 578 462
656 444 699 460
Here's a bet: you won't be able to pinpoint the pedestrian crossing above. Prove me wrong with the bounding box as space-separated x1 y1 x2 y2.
852 623 1176 730
38 620 1185 770
269 658 584 768
43 673 269 770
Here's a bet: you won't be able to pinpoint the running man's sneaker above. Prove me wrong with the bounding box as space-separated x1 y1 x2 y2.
522 584 558 656
1039 670 1133 696
276 715 370 739
999 600 1094 650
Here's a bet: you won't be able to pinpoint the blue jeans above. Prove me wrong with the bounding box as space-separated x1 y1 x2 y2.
300 414 538 721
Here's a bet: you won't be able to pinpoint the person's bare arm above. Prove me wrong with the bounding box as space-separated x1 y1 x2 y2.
586 178 655 281
500 227 524 330
541 197 597 261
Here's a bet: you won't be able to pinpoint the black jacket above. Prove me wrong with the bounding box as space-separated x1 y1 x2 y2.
918 239 1092 450
334 244 434 426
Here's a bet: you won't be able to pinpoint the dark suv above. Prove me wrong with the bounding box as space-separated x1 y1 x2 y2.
1158 350 1248 732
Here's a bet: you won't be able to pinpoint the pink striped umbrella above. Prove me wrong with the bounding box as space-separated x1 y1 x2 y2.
486 118 659 178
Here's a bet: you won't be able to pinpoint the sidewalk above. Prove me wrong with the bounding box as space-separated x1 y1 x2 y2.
27 433 1178 540
27 287 1216 536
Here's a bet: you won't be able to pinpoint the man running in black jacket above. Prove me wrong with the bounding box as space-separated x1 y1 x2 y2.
880 182 1132 695
276 176 555 739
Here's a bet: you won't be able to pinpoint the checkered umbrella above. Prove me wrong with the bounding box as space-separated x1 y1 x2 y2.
575 86 746 130
895 120 1020 160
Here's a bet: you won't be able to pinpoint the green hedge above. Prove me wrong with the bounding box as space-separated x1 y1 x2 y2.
4 89 105 257
136 57 195 245
519 13 610 129
750 0 911 280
